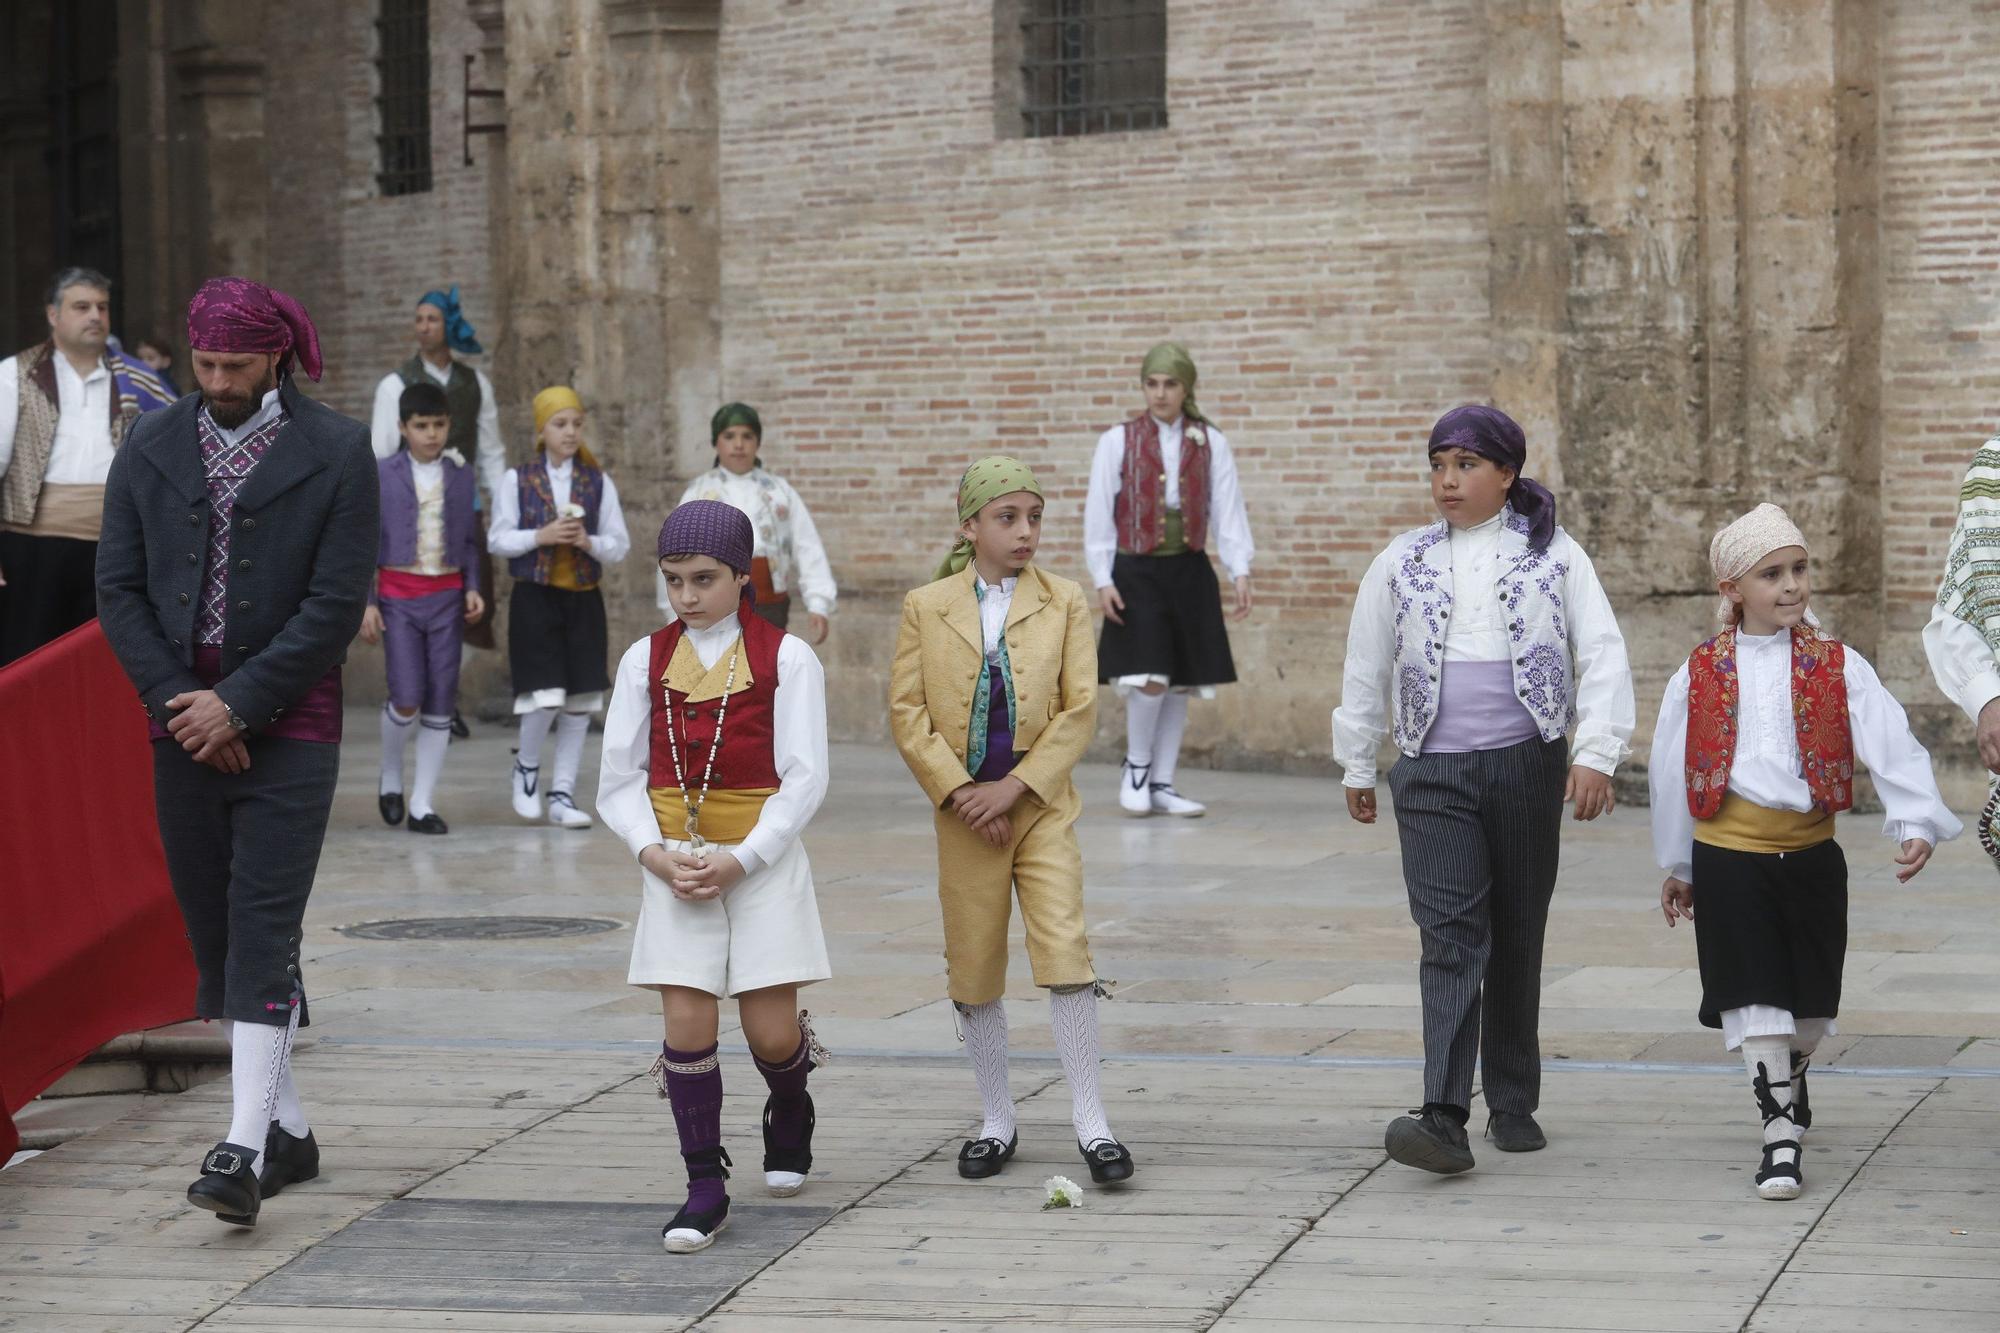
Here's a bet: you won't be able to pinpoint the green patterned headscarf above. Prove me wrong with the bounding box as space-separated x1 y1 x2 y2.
933 455 1044 581
1140 342 1205 423
710 401 762 443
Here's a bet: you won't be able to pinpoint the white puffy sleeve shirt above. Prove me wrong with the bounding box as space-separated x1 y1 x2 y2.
370 364 507 502
1083 417 1254 590
488 462 631 566
1922 601 2000 726
596 618 830 877
1649 633 1963 884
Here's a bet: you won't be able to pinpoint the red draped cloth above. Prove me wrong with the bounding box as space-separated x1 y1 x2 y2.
0 622 196 1160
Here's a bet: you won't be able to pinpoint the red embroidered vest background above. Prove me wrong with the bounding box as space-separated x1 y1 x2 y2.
647 610 784 791
1684 625 1853 819
1114 414 1211 553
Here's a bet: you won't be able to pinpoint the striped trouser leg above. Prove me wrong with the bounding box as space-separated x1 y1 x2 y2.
1477 739 1569 1116
1387 750 1491 1112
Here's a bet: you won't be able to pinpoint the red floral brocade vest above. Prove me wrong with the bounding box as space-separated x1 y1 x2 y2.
1683 625 1853 819
1115 414 1211 554
647 611 784 792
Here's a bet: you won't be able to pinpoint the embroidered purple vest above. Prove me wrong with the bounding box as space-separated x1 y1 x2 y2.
972 663 1017 781
507 459 605 587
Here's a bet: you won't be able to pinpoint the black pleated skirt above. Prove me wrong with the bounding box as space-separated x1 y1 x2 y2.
1691 837 1848 1029
1096 550 1236 687
508 581 610 697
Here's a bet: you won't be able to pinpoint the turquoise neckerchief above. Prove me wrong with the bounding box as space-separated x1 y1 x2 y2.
966 575 1019 778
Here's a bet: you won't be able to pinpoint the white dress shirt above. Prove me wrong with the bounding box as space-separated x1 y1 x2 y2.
976 573 1016 659
1440 512 1515 662
1649 630 1962 883
658 467 839 618
597 614 830 877
1922 601 2000 726
369 360 506 501
0 351 117 485
488 459 632 566
1083 415 1254 589
206 387 284 446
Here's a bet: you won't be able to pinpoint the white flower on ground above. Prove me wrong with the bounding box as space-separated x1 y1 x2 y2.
1041 1175 1084 1210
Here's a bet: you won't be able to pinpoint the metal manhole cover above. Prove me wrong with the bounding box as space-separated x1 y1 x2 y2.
338 916 623 941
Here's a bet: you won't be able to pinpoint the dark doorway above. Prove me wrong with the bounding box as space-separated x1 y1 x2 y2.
48 0 123 324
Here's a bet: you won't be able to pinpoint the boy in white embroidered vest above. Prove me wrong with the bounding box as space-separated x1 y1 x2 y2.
597 500 832 1255
1650 503 1958 1201
488 386 632 828
1335 405 1634 1174
891 456 1135 1188
359 381 485 834
1085 343 1254 818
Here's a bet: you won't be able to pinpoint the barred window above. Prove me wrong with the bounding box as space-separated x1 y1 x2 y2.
1017 0 1167 139
376 0 433 196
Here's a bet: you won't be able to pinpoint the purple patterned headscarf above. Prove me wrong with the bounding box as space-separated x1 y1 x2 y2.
1426 404 1556 552
657 501 756 603
186 277 324 381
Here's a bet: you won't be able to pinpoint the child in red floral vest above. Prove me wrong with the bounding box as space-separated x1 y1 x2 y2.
1649 503 1960 1202
596 500 831 1255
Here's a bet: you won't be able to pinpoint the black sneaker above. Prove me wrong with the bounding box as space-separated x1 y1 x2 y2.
1485 1111 1547 1153
1384 1105 1475 1174
187 1141 262 1225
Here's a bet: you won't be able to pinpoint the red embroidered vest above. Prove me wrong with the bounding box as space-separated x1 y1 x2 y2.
1684 625 1854 819
647 610 784 792
1114 414 1211 553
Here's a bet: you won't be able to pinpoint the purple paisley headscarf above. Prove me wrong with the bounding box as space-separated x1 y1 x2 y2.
186 277 325 381
1426 404 1556 552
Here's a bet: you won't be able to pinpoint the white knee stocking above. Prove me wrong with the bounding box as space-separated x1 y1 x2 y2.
409 715 452 819
380 704 416 794
955 1000 1016 1142
516 706 558 772
224 1011 301 1165
1150 692 1190 787
551 710 591 798
1050 986 1115 1148
1123 691 1165 771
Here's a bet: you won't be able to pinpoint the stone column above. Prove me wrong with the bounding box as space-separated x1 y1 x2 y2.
161 2 270 297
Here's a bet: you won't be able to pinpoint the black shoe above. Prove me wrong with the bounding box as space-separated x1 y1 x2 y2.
1079 1138 1135 1184
663 1146 732 1254
761 1092 815 1196
258 1122 320 1197
378 791 405 826
1384 1105 1475 1175
187 1141 262 1225
957 1131 1017 1179
1485 1111 1547 1153
449 710 470 739
407 812 449 835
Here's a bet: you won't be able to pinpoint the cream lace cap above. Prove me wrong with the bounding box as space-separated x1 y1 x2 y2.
1709 502 1809 624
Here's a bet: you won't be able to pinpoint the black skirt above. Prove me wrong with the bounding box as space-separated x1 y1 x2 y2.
1691 838 1848 1029
1096 550 1237 687
509 581 610 697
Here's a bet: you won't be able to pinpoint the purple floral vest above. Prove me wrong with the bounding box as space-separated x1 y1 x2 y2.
507 459 605 587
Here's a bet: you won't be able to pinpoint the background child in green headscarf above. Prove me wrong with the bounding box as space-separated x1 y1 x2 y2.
889 456 1136 1188
659 402 838 645
1084 342 1256 819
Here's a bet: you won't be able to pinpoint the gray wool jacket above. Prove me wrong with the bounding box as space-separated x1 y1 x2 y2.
95 376 379 733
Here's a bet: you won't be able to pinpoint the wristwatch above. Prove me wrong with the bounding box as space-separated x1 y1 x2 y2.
227 708 249 732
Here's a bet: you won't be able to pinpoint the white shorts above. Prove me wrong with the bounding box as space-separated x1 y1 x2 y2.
627 837 831 997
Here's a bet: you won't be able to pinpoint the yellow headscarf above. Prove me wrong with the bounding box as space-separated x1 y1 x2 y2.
532 385 600 470
934 455 1044 582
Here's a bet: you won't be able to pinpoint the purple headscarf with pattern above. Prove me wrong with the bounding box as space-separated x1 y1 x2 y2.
1426 404 1557 552
186 277 324 381
658 500 757 604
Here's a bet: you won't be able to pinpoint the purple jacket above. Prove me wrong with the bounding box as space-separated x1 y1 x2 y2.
373 450 482 599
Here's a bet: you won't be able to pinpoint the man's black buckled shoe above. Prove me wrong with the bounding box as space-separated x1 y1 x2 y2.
187 1141 262 1226
1080 1138 1135 1184
259 1121 320 1197
957 1131 1017 1179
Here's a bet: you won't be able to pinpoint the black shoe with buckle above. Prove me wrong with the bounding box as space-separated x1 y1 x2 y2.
1079 1137 1135 1184
187 1141 262 1225
258 1122 320 1198
662 1146 732 1254
1384 1104 1475 1175
1485 1111 1547 1153
957 1131 1018 1179
378 791 405 826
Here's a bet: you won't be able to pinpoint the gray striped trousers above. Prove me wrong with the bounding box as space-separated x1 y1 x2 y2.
1386 737 1568 1116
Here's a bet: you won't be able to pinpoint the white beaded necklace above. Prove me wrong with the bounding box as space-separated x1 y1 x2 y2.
663 634 742 856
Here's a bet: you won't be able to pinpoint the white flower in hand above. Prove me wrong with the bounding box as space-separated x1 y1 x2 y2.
1041 1175 1084 1210
560 503 586 520
442 447 466 468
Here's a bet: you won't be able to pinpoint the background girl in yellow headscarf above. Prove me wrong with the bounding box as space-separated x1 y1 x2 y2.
489 385 634 828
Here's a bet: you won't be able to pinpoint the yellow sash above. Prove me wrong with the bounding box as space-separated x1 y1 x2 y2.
1694 792 1835 855
653 630 767 842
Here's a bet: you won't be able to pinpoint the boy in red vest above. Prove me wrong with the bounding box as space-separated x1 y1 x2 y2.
1649 503 1960 1202
596 500 831 1254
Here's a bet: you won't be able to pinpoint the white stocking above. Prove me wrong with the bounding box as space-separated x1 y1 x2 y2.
1150 692 1190 787
1123 690 1165 771
409 715 452 819
516 706 557 772
551 710 591 797
224 1010 300 1166
379 704 415 794
954 1000 1016 1142
1050 986 1115 1148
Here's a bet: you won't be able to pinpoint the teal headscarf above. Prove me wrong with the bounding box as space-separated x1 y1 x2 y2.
1140 342 1206 424
933 455 1044 582
710 401 763 443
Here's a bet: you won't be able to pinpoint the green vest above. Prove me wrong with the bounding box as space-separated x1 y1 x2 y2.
399 356 482 460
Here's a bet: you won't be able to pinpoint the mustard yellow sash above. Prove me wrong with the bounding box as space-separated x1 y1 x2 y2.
1695 792 1835 855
